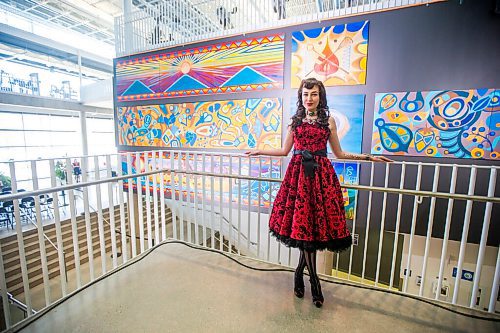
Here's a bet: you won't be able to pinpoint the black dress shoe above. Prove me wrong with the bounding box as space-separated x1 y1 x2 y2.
294 273 305 298
310 278 324 308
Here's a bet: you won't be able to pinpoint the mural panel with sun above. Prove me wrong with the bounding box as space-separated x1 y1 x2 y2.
115 35 284 101
117 98 282 149
291 21 369 88
371 89 500 160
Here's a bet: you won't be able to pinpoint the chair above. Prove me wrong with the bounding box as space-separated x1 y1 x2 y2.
1 201 14 228
20 197 36 222
40 196 54 219
0 207 13 229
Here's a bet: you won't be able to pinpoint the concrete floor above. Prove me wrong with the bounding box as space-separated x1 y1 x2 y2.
11 241 500 333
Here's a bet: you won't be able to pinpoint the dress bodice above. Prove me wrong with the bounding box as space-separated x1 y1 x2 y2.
293 122 330 152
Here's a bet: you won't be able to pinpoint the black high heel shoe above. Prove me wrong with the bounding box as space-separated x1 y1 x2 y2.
294 273 305 298
310 278 324 308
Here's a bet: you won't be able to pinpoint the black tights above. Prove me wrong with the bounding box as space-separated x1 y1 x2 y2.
295 250 307 276
296 250 319 281
296 249 323 305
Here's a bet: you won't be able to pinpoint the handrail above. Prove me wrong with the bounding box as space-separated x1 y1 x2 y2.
1 167 498 204
80 191 251 250
85 199 125 253
28 221 68 283
1 291 37 316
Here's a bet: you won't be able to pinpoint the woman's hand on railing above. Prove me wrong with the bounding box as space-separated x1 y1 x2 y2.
370 155 394 163
245 150 261 156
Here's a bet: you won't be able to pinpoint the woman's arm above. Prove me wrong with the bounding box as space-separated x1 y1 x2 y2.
245 125 294 157
328 117 393 162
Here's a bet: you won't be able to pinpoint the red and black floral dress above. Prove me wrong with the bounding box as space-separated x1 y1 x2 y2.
269 121 352 252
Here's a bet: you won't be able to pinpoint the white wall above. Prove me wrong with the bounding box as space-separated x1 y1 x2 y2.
400 234 498 311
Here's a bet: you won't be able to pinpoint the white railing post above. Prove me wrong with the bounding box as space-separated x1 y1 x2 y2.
48 159 67 296
435 165 458 301
489 249 500 313
403 162 422 293
144 152 153 249
159 151 167 242
452 166 477 304
136 152 145 253
93 155 107 276
126 153 137 258
64 158 81 289
117 153 129 262
470 168 497 308
152 151 160 246
361 161 375 280
375 162 390 286
419 164 440 296
106 155 118 269
81 156 94 281
389 162 406 289
32 160 52 304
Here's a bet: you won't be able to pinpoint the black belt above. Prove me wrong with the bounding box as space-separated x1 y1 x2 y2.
293 149 327 178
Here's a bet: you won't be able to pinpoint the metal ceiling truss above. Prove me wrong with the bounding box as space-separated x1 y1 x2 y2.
0 0 115 46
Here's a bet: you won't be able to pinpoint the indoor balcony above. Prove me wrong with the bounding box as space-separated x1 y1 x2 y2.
0 151 498 331
114 0 442 56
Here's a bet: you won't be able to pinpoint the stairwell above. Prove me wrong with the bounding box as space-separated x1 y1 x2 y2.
0 201 174 299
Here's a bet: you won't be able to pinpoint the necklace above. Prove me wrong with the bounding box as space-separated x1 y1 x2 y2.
303 117 318 124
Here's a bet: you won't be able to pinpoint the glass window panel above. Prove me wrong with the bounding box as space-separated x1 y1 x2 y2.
22 114 45 130
25 131 52 146
50 115 76 131
2 147 28 161
0 112 23 130
50 131 79 147
0 130 25 147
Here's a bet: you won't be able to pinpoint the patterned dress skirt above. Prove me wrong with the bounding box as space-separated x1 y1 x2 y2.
268 122 352 252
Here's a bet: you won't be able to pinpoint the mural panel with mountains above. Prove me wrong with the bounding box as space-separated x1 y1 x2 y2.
115 34 284 101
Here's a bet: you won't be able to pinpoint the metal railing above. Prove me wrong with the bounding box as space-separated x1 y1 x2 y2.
114 0 442 56
0 151 498 329
0 292 36 318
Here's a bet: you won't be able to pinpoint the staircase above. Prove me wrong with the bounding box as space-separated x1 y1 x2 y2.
0 201 174 298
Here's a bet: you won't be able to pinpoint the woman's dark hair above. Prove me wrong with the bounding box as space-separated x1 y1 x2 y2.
290 77 330 131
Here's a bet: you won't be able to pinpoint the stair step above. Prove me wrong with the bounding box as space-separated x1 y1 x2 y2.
2 202 172 298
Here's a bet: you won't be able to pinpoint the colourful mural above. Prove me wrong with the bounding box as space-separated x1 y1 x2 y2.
371 89 500 160
115 35 284 101
333 162 359 220
290 94 365 153
118 98 282 149
121 151 357 218
291 21 369 88
121 151 281 209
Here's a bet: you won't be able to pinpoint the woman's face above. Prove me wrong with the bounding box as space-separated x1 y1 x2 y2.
301 85 320 114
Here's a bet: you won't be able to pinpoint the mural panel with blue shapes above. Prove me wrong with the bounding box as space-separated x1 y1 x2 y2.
371 89 500 160
118 98 282 149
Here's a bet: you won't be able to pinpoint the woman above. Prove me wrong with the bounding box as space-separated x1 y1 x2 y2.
246 78 391 307
72 159 82 183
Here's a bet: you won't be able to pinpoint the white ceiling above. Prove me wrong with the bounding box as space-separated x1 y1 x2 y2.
0 0 122 46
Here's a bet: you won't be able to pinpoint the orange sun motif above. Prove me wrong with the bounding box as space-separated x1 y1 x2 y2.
179 60 192 74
